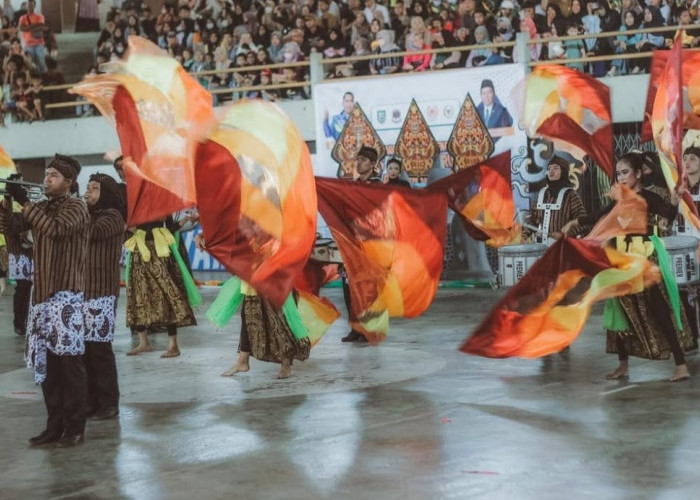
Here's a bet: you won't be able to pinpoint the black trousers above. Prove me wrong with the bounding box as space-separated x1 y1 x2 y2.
41 352 88 436
84 341 120 412
13 279 31 332
616 284 686 366
340 268 359 326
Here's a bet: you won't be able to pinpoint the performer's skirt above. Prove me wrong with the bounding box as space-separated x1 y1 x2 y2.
8 253 33 281
83 295 117 343
126 242 196 330
26 290 85 384
605 240 694 360
240 295 310 364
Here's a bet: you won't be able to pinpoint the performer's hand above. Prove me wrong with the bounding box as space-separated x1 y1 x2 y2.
671 186 682 206
560 220 579 236
552 231 563 240
194 233 206 251
5 182 29 206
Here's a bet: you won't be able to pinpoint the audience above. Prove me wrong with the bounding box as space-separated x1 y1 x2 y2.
2 0 699 124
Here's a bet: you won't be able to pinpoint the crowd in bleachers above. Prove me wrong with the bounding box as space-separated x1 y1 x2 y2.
1 0 64 125
2 0 700 123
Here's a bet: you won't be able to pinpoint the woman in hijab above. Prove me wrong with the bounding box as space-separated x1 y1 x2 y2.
268 31 285 63
466 26 497 67
631 5 665 73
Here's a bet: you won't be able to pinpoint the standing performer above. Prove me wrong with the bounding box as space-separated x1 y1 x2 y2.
83 174 124 420
125 215 197 358
1 154 90 447
562 152 694 382
0 174 34 336
341 145 382 343
527 156 587 243
674 146 700 233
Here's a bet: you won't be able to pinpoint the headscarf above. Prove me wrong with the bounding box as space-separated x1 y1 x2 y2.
88 173 126 218
496 17 514 41
545 156 572 197
641 151 666 189
473 26 492 58
643 6 665 28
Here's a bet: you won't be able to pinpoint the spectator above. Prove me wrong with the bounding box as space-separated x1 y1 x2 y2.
364 0 391 25
390 0 410 39
516 16 542 62
41 57 65 118
634 5 666 73
568 0 585 27
2 0 14 22
429 28 460 70
370 28 401 74
608 10 643 76
402 16 431 71
453 26 471 66
17 0 46 74
563 22 586 72
350 10 371 44
268 30 284 62
349 36 371 76
493 17 514 63
324 27 348 58
466 26 499 67
250 68 279 101
648 0 671 24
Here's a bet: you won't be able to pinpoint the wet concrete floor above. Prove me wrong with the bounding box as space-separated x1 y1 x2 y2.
1 285 699 499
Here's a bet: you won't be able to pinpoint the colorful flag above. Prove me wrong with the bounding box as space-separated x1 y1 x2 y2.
315 179 448 343
195 101 317 308
641 49 700 143
514 64 613 177
429 152 520 246
651 34 700 232
72 36 216 226
460 237 659 358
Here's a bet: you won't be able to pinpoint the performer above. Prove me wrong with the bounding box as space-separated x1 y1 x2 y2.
125 215 197 358
562 152 694 382
675 146 700 233
1 154 90 447
527 156 587 244
341 145 382 342
383 157 411 187
83 174 124 420
196 234 311 379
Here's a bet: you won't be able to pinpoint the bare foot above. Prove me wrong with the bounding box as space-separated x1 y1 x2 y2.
604 367 629 380
276 360 292 379
126 344 154 356
221 354 250 376
669 365 691 382
160 348 181 358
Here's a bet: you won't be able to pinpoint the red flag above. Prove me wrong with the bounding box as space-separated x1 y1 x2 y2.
642 49 700 142
429 152 520 246
316 179 447 343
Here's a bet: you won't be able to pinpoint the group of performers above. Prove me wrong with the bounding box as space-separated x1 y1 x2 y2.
523 147 700 382
3 140 700 449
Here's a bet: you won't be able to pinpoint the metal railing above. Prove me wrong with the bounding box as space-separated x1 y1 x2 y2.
7 24 700 120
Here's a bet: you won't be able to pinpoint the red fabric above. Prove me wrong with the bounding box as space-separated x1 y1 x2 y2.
642 50 700 142
537 113 614 179
315 178 448 340
460 238 611 358
112 87 189 226
294 261 339 296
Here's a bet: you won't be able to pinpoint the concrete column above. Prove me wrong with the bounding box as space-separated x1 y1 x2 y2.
515 32 531 74
309 51 323 86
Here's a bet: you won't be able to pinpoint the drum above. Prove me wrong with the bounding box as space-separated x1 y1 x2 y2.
311 238 333 262
663 236 700 285
328 242 344 263
497 244 546 287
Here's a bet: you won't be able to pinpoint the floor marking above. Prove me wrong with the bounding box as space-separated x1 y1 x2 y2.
600 384 638 396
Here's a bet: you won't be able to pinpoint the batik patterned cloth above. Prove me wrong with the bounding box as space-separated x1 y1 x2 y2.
8 253 33 281
26 290 85 384
83 295 116 343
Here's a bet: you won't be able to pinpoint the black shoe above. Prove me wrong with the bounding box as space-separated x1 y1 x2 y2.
341 331 361 342
29 430 63 447
341 331 367 343
91 407 119 420
14 328 25 336
55 433 84 448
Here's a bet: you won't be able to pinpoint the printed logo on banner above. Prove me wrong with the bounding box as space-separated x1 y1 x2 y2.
377 109 386 124
391 109 402 123
427 105 439 122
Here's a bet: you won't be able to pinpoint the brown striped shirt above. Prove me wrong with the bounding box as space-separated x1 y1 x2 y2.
530 187 587 239
85 208 124 300
21 196 89 303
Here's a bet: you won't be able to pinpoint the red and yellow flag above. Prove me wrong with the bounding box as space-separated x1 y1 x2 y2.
429 152 520 247
315 179 448 343
72 36 216 226
515 64 613 177
195 101 317 307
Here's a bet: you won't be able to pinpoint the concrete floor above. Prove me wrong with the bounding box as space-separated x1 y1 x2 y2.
1 285 700 500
